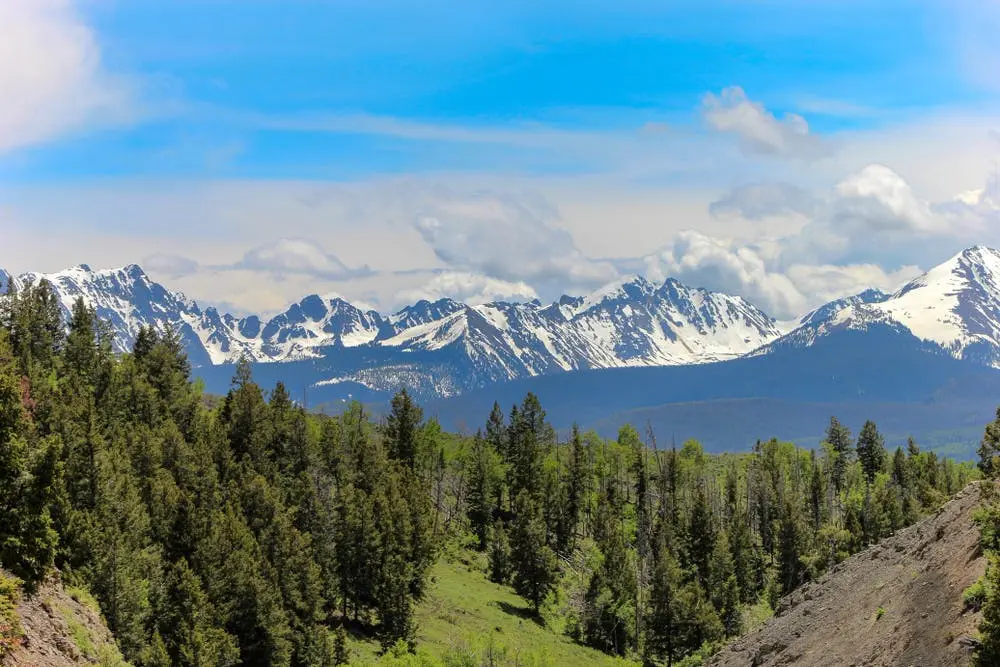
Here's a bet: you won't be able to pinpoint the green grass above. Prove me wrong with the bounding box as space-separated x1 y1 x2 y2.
350 552 637 666
57 601 131 667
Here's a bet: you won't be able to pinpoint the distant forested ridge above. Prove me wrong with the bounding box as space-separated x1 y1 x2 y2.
0 278 978 666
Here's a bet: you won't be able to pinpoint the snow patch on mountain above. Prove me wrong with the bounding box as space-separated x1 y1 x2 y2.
755 246 1000 367
0 262 784 394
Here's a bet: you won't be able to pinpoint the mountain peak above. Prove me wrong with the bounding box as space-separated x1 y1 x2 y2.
122 263 148 280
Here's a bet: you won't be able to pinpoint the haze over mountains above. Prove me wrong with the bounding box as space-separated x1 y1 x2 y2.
5 245 1000 453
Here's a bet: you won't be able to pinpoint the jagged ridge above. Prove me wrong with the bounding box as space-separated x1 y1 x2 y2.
0 266 781 393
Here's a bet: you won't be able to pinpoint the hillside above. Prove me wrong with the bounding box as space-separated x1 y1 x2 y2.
709 483 986 667
348 556 633 666
1 572 129 667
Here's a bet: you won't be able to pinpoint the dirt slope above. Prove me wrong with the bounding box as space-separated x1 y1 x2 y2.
3 571 128 667
710 483 986 667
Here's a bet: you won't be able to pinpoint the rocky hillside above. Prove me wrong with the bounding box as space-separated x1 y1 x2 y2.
1 571 129 667
710 483 986 667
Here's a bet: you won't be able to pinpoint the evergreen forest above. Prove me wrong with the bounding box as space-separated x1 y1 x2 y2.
0 279 981 666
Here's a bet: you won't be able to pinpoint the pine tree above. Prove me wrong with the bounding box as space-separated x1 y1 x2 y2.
333 625 350 666
826 417 853 493
0 332 57 588
385 388 423 468
809 450 824 532
582 497 636 655
509 490 558 615
857 420 887 485
488 521 512 584
687 481 715 589
559 424 587 553
777 499 803 595
645 538 685 666
467 432 493 550
708 530 739 635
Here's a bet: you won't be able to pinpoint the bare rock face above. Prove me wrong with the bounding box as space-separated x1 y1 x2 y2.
4 571 128 667
710 483 986 667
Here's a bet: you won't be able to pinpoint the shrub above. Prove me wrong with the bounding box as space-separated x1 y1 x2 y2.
966 577 989 612
0 573 24 659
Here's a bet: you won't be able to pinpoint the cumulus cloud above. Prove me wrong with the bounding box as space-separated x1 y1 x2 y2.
830 164 943 234
234 238 372 279
712 163 999 270
709 182 817 220
645 230 921 319
0 0 130 153
394 271 539 307
702 86 829 159
648 162 1000 318
412 191 618 293
646 231 807 318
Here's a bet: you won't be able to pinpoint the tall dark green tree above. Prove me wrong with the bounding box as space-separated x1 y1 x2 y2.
857 420 887 485
467 432 494 550
826 416 853 493
509 490 558 615
384 388 423 469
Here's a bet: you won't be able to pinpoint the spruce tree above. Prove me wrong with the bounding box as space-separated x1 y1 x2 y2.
645 538 685 666
488 521 512 584
857 420 887 484
509 490 558 615
467 432 493 550
559 424 587 553
826 416 853 493
384 388 423 468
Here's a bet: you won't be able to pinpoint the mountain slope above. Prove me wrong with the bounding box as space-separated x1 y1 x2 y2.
423 325 1000 454
757 246 1000 367
1 265 781 395
709 483 985 667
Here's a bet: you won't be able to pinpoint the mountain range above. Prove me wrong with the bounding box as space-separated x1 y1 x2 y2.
5 246 1000 454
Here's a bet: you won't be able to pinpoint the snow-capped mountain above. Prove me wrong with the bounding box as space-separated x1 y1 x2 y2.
755 246 1000 367
0 263 781 395
14 245 1000 400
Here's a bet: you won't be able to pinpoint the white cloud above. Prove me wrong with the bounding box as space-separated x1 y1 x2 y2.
644 230 920 319
646 230 806 317
412 190 618 293
394 271 539 307
234 238 371 279
0 0 130 153
702 86 830 159
831 164 942 233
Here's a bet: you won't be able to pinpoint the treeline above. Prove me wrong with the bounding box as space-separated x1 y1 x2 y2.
0 278 977 666
460 397 973 664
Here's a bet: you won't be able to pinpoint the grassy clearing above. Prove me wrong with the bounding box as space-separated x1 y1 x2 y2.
349 550 636 666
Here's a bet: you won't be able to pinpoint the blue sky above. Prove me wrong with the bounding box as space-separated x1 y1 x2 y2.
3 0 1000 318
